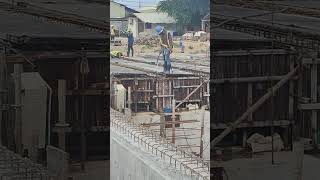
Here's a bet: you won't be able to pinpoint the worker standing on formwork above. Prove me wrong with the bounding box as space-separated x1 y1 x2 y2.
156 25 173 74
127 29 134 57
111 25 115 41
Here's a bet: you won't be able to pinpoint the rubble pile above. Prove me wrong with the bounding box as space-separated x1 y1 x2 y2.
135 32 159 46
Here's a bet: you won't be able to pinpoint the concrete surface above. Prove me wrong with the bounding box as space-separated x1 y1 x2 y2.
218 151 320 180
133 109 210 161
47 145 69 180
68 160 109 180
110 125 196 180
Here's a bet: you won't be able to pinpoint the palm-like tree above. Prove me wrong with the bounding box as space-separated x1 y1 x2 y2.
157 0 209 33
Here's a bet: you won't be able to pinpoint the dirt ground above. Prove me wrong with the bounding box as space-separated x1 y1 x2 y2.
111 37 210 57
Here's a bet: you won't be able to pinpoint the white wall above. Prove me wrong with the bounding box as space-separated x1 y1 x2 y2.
111 2 126 18
21 72 48 161
128 17 139 38
111 128 195 180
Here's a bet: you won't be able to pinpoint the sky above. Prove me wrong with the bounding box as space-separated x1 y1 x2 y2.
114 0 162 10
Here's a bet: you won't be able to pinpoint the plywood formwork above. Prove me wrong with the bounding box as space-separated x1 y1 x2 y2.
211 48 298 147
112 75 209 112
2 35 109 161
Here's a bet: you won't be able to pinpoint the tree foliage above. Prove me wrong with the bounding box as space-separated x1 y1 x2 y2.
156 0 209 32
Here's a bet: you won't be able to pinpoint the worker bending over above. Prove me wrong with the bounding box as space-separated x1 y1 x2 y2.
156 25 173 74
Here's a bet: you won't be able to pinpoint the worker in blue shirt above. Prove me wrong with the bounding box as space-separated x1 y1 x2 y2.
179 37 185 53
156 25 173 74
127 29 134 57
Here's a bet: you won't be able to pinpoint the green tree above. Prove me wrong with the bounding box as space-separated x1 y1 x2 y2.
157 0 209 33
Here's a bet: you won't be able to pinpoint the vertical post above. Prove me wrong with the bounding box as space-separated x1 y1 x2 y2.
58 80 66 151
242 130 248 148
288 60 295 146
128 86 132 110
160 111 166 142
171 99 175 144
311 56 318 149
14 64 22 154
113 81 117 110
244 83 253 148
81 74 86 171
134 79 138 113
0 52 5 146
297 59 303 140
207 81 210 108
293 139 304 180
200 105 205 158
247 83 253 122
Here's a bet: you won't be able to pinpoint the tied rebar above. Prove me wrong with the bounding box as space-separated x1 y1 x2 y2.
111 109 210 180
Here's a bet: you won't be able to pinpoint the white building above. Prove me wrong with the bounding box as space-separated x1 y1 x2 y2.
110 1 137 33
127 11 177 38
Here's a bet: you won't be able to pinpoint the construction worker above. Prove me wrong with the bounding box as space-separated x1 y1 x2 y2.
111 25 115 41
127 29 134 57
156 25 173 74
179 37 185 53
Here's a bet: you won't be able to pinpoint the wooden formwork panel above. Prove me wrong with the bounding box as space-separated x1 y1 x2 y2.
212 49 297 124
213 50 295 78
113 76 209 112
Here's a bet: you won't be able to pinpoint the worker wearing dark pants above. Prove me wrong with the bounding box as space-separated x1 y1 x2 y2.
162 48 171 73
127 30 134 57
156 25 173 74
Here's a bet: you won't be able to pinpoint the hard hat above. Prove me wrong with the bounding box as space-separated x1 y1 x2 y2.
155 25 163 34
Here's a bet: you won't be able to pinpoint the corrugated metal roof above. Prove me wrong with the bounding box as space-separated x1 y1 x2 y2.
133 12 176 24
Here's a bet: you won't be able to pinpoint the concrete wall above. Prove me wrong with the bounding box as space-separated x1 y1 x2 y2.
110 128 194 180
46 145 69 180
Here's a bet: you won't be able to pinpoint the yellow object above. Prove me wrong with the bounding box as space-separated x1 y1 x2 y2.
111 51 122 58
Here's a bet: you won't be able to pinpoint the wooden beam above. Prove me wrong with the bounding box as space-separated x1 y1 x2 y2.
0 53 5 146
58 80 66 151
14 64 22 154
311 57 318 148
65 89 108 95
175 79 209 109
211 120 291 129
298 103 320 110
171 99 176 144
211 65 301 148
212 75 295 84
142 120 199 127
301 58 320 65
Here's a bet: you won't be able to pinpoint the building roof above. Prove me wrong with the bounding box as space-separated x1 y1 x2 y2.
133 12 176 24
136 6 157 13
111 1 138 13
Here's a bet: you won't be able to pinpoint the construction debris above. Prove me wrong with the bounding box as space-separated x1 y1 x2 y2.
247 133 284 153
135 33 159 47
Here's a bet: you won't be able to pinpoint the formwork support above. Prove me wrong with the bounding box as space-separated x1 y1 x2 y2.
128 86 132 112
311 56 318 148
57 80 67 151
211 65 301 148
171 99 176 144
14 64 22 154
175 79 209 109
0 52 5 146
